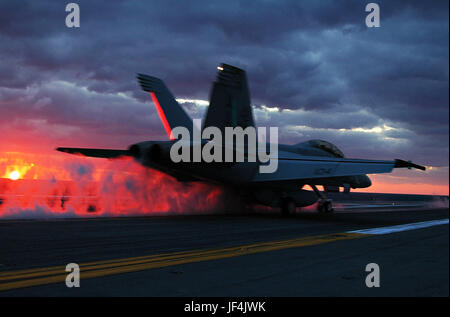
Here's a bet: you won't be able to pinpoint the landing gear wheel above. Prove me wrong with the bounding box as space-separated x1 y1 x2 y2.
318 199 334 213
310 184 333 214
281 198 296 216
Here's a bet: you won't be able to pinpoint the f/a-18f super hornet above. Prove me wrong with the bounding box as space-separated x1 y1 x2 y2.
57 63 425 214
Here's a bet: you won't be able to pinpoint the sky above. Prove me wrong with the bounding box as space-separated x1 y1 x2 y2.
0 0 448 195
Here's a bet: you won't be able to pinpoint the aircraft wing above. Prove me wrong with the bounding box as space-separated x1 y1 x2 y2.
56 147 130 158
252 155 425 183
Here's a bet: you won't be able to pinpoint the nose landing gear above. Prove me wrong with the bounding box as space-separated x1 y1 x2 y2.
310 185 334 213
317 198 334 213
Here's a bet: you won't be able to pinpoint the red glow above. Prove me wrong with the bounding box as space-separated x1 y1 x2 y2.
0 151 224 218
150 92 174 140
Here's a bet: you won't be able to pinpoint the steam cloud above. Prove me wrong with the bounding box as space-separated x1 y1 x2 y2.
0 154 226 219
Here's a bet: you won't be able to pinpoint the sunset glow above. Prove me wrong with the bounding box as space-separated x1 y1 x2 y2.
8 171 20 180
0 0 447 222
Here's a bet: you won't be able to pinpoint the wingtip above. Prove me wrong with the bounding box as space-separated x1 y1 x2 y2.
394 159 426 171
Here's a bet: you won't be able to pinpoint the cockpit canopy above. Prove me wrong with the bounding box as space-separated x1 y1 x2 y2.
307 139 345 158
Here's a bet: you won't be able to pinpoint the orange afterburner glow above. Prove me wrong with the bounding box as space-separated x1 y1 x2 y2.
9 171 20 180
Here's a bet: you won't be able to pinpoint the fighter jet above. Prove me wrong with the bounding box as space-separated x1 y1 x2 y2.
57 63 425 215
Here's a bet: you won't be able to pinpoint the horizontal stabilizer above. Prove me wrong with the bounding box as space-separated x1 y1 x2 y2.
56 147 130 158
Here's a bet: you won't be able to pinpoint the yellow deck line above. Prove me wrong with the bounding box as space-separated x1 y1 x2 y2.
0 232 370 292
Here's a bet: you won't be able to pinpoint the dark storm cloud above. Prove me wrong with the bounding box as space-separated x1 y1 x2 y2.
0 0 448 168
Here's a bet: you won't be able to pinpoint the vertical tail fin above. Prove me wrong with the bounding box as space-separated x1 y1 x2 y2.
203 64 255 134
137 73 195 139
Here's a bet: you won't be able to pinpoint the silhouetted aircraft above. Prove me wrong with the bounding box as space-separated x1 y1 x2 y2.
57 64 425 214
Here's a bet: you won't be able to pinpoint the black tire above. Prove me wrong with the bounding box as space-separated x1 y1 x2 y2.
318 200 334 213
281 198 296 216
325 201 334 213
